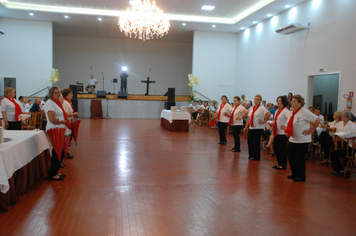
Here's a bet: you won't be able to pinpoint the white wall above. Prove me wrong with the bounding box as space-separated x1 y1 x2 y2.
54 36 192 95
234 0 356 113
192 31 238 101
0 18 53 97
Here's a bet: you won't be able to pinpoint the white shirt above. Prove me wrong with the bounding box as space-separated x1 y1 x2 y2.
40 101 45 108
217 103 233 123
25 103 32 112
44 99 66 131
62 100 74 121
242 98 248 104
19 102 26 112
88 78 98 86
287 107 319 143
1 98 21 122
275 107 291 135
248 105 269 130
231 105 247 126
334 121 356 147
318 114 324 125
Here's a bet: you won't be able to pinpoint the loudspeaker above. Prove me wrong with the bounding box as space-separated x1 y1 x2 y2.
97 91 106 98
167 87 175 102
69 85 78 100
118 91 127 98
71 100 78 112
165 101 176 110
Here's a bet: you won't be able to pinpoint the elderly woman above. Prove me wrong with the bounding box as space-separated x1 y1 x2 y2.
45 86 70 181
283 95 321 182
212 95 233 145
330 111 356 175
271 96 291 170
243 94 271 160
1 87 23 130
319 111 343 164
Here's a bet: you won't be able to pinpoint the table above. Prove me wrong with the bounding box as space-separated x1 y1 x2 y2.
0 130 51 212
91 100 103 119
160 109 190 132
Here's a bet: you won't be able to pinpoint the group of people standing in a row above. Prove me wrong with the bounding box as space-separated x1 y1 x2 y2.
1 86 78 181
213 93 356 182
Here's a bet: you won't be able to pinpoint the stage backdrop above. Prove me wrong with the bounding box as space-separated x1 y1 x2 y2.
54 36 192 96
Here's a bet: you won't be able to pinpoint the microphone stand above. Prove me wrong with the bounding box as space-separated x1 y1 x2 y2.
102 72 105 91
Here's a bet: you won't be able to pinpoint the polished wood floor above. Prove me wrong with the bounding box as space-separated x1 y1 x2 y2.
1 119 356 236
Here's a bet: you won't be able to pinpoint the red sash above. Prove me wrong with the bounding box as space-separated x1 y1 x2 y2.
273 107 285 136
217 103 226 121
285 107 302 137
228 104 240 125
5 97 22 121
64 98 77 119
250 105 260 127
50 98 71 129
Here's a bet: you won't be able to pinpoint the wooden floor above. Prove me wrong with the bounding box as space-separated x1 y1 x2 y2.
1 119 356 236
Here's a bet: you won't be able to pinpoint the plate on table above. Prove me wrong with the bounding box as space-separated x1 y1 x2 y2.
4 138 12 142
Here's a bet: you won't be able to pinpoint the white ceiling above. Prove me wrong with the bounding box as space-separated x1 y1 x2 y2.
0 0 306 42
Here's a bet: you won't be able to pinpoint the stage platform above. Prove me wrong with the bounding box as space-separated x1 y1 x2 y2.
77 94 190 119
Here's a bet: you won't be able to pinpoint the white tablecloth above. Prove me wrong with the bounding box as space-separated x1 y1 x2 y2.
0 130 50 194
160 109 191 123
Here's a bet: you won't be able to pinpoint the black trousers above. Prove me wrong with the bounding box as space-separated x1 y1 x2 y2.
273 135 288 168
121 78 127 92
330 146 351 172
49 149 65 177
218 122 228 143
231 125 243 151
7 121 22 130
247 129 264 160
287 142 309 179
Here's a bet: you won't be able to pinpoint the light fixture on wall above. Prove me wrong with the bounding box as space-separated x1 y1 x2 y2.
118 0 170 41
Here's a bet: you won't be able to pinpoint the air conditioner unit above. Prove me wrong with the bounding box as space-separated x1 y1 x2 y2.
275 22 310 35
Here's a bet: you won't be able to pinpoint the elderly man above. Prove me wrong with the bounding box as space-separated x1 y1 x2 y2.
314 108 324 125
85 75 98 94
30 98 43 112
241 94 249 104
18 96 26 112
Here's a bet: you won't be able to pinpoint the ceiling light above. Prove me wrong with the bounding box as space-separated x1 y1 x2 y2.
267 14 272 17
129 1 137 5
241 27 245 30
201 5 215 11
64 15 69 18
98 17 102 21
285 5 290 8
119 0 170 41
212 25 216 28
253 21 257 24
29 13 33 16
182 23 186 26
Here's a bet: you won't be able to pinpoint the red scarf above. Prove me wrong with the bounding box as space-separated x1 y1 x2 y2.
217 103 226 121
5 96 22 121
228 104 240 125
273 107 285 136
64 98 77 119
250 105 260 127
50 98 71 129
285 107 302 137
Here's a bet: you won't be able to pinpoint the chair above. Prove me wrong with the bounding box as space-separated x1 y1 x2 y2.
200 110 210 127
343 137 356 178
22 113 37 130
32 112 45 130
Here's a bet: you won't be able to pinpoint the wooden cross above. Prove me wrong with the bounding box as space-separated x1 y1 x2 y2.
141 77 156 95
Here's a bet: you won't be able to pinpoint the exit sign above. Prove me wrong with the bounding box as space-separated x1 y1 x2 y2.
350 92 354 98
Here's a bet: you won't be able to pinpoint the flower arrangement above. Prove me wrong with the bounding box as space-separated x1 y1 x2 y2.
188 74 199 102
49 69 60 84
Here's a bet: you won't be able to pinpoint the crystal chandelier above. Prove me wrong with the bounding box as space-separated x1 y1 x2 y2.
118 0 170 41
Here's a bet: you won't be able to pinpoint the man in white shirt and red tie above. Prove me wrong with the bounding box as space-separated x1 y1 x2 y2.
211 95 233 145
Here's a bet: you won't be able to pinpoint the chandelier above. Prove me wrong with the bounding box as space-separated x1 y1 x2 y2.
118 0 170 41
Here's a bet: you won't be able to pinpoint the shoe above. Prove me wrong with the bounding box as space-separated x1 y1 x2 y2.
332 171 344 175
272 165 278 169
321 160 330 165
276 166 286 170
58 174 66 177
218 142 227 145
50 176 64 181
250 158 260 161
287 175 295 179
293 177 306 182
269 153 275 157
60 163 65 168
232 149 241 152
248 157 254 160
67 153 74 159
231 148 236 151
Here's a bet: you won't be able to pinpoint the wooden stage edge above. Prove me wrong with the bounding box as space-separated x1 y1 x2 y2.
77 93 190 102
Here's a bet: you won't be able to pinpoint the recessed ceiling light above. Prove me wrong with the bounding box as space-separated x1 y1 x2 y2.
253 21 257 24
285 5 290 8
182 23 186 26
64 15 69 18
201 5 215 11
98 17 102 21
29 13 34 16
241 27 245 30
267 14 272 17
129 1 136 5
212 25 216 28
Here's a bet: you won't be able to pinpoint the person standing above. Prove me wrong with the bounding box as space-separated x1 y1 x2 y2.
1 87 23 130
120 69 129 92
243 94 271 161
85 75 98 94
227 96 248 152
211 95 232 145
283 94 320 182
271 96 290 169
